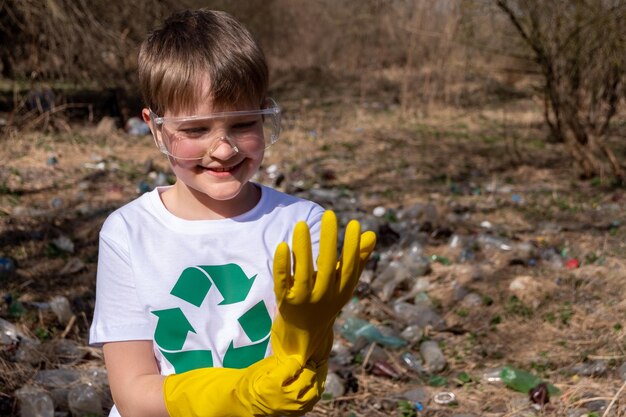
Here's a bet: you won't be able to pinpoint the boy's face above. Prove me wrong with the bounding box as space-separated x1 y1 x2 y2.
143 88 270 207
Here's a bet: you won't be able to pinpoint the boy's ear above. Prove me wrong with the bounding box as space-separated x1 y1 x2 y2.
141 108 156 137
141 108 151 124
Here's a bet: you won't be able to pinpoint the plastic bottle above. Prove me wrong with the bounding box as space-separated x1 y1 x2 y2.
68 383 103 417
322 372 345 399
49 296 73 325
500 366 560 395
420 340 447 373
340 317 407 348
15 385 54 417
0 317 19 344
373 260 409 302
400 351 425 374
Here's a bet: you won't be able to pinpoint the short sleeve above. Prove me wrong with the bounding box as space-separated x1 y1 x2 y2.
89 218 152 346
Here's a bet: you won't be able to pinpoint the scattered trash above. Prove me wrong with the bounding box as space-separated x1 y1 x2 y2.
15 385 55 417
323 372 345 399
137 180 152 194
0 317 19 344
373 206 386 217
367 360 398 379
0 256 16 280
564 258 580 269
500 366 560 396
340 317 407 348
46 155 58 166
49 197 63 209
125 117 150 136
420 340 447 373
58 257 86 275
529 382 550 406
49 295 74 325
433 391 457 405
68 383 103 417
400 351 425 374
51 235 75 253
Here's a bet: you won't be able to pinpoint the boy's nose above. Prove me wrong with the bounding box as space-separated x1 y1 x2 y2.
207 136 239 159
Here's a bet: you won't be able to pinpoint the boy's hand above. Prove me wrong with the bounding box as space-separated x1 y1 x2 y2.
164 355 325 417
271 210 377 365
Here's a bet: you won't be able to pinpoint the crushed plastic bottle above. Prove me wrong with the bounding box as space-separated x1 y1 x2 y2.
400 324 423 345
340 317 407 348
500 366 560 395
373 259 410 302
0 317 19 344
420 340 447 373
322 372 345 399
51 235 74 253
15 385 54 417
400 351 425 374
49 296 73 325
68 383 103 417
34 368 82 389
477 234 513 251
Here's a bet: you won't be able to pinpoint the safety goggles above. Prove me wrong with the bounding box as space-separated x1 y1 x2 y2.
149 98 281 160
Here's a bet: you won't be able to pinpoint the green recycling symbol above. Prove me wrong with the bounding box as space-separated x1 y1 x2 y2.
151 264 272 373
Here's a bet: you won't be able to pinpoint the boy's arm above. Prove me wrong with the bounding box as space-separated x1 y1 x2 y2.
104 341 169 417
103 340 323 417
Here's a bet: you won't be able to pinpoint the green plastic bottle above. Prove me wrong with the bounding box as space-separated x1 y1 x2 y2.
500 366 560 395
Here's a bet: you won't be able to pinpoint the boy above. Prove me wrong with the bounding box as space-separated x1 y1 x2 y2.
89 8 376 417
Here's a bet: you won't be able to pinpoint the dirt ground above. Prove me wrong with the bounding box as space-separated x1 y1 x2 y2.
0 84 625 417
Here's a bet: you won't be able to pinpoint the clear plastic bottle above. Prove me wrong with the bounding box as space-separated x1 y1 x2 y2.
0 317 19 345
68 383 103 417
15 385 54 417
49 296 73 325
340 317 407 348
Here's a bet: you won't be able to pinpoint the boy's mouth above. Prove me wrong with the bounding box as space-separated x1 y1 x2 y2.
198 159 244 174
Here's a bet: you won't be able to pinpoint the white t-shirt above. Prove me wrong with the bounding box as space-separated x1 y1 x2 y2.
89 184 324 416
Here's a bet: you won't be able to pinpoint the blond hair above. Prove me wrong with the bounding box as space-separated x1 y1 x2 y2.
138 9 268 116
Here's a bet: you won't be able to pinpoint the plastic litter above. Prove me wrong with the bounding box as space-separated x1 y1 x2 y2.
15 385 54 417
49 295 73 325
433 391 457 405
68 383 103 417
500 366 560 396
0 317 19 344
340 317 407 348
0 256 16 279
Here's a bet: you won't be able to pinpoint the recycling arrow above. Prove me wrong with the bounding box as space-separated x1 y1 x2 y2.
199 264 257 305
152 263 271 373
223 301 272 368
160 349 214 374
152 308 195 351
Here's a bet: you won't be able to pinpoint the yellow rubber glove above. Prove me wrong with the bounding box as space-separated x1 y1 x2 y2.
271 210 377 365
163 354 324 417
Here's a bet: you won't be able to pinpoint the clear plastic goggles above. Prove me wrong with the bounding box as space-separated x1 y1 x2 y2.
149 98 281 160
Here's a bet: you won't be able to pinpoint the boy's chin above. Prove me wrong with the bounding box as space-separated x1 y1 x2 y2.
195 181 254 202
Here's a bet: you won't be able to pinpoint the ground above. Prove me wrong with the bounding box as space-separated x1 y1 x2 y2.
0 84 625 417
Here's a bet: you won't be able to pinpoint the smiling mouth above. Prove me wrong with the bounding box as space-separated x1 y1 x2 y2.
199 160 243 173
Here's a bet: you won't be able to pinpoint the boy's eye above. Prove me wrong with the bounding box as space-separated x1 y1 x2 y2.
232 120 258 130
180 127 209 136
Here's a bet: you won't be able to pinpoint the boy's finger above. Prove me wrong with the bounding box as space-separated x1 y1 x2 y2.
290 221 314 304
312 211 337 303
